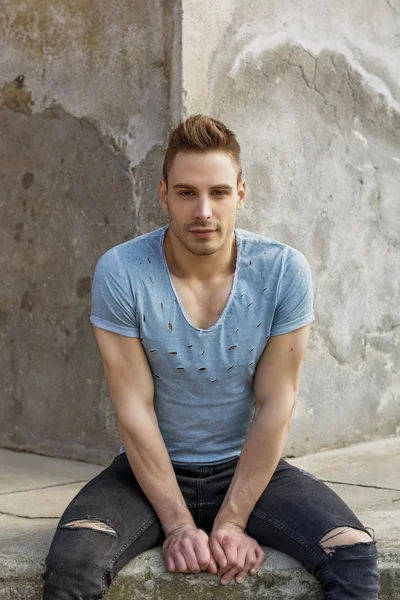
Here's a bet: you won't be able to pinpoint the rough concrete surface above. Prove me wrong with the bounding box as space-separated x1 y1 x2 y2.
0 440 399 599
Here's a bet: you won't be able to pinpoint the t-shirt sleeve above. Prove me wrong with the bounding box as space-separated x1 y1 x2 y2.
270 247 315 336
90 248 140 338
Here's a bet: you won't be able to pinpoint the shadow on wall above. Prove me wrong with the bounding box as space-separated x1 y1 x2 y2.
0 83 166 464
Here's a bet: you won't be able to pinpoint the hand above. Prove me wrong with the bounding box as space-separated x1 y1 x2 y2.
209 523 265 585
162 524 218 575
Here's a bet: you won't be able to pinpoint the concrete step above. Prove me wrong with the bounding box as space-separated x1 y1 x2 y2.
0 438 399 599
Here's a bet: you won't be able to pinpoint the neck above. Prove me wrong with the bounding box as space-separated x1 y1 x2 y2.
164 227 237 281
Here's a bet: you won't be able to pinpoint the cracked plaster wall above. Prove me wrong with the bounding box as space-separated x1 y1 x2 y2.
0 0 173 462
194 0 400 454
1 0 399 462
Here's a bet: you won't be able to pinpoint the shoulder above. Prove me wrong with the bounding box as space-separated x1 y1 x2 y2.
237 228 310 266
95 226 167 276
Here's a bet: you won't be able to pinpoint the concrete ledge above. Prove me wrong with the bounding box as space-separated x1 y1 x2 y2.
1 439 399 599
1 544 400 600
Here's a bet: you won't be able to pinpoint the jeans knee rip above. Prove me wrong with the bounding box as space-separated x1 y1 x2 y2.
318 525 376 557
59 517 118 538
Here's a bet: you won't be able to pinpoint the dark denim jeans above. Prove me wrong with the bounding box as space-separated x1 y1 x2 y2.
42 453 379 599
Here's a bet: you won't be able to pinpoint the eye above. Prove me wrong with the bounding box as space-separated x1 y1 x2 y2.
212 190 228 196
179 190 194 196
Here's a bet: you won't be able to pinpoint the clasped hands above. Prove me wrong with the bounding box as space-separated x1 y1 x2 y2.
162 522 265 585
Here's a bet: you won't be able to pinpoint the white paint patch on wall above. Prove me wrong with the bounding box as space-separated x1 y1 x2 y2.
228 29 400 114
352 130 369 147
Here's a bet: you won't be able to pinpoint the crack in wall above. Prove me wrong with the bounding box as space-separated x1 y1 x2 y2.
229 32 400 114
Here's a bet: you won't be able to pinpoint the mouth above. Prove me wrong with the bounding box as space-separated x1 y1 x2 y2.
189 229 217 238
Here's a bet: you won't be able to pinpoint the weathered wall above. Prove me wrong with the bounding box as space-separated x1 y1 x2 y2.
1 0 399 463
0 0 175 463
182 0 400 454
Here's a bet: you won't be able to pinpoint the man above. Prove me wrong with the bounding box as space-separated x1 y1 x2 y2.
43 115 379 599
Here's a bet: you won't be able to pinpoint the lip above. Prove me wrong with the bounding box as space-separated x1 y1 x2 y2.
190 230 216 238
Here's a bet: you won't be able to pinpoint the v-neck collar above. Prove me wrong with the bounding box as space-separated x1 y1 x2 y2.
159 225 242 333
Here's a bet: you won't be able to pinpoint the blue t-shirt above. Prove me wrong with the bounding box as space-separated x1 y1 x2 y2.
90 225 314 464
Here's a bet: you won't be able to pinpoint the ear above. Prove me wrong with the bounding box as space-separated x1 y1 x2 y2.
159 179 168 211
237 179 246 210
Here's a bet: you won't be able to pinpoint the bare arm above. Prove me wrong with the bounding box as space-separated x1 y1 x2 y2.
94 326 195 536
214 324 310 528
209 325 311 584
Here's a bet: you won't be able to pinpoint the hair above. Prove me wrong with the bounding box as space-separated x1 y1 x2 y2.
163 114 242 186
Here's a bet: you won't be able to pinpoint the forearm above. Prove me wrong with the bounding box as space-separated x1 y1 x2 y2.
118 404 195 536
213 403 291 530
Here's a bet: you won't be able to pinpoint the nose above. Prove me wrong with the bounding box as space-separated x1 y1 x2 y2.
193 194 212 221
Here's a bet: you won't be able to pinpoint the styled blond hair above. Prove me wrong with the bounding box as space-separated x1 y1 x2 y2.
163 115 242 185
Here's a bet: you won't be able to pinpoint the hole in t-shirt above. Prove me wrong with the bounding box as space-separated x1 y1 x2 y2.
228 365 235 370
261 287 267 293
211 378 217 382
169 352 177 356
187 345 193 348
150 349 157 353
149 276 154 283
201 351 205 356
143 315 146 322
249 361 254 366
148 258 151 263
228 346 237 351
168 323 173 331
240 293 245 298
199 367 207 371
140 338 144 343
160 303 163 309
234 328 239 334
250 348 254 353
247 301 254 307
176 367 185 371
155 374 160 379
257 322 262 328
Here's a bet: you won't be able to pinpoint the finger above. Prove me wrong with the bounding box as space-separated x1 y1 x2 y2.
209 536 227 569
193 538 211 571
236 548 256 583
220 545 246 584
207 553 218 574
164 553 176 572
181 545 202 573
173 551 190 573
249 546 265 575
220 565 240 585
223 540 238 570
253 545 265 572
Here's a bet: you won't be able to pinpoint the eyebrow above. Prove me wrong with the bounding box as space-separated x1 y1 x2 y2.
172 183 233 191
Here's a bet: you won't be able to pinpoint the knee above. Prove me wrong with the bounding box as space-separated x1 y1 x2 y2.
319 526 374 555
43 519 118 600
318 527 379 599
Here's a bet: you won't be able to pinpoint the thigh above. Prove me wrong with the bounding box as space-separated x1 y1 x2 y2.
43 453 165 597
245 459 367 571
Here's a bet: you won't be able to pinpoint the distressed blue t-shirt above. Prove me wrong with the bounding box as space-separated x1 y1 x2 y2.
90 225 314 464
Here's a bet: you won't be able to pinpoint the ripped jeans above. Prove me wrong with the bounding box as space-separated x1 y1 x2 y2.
42 453 379 599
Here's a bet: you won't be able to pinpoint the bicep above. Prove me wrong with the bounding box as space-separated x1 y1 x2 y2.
254 325 311 405
93 326 154 414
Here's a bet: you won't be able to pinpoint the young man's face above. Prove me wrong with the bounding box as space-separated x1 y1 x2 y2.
159 151 246 257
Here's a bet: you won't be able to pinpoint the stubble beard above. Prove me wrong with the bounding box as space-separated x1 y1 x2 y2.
167 212 235 257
